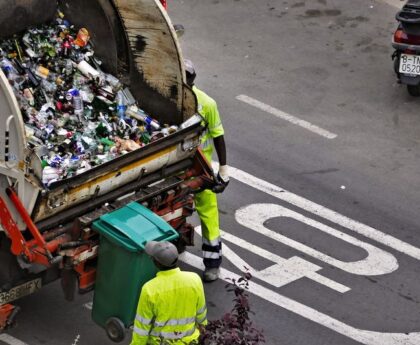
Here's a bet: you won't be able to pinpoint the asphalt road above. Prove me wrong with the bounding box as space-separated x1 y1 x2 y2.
4 0 420 344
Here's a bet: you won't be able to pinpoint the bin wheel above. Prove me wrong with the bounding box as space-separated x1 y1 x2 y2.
105 317 126 343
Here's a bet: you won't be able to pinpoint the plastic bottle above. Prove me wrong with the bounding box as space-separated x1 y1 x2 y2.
42 79 57 94
72 89 84 118
0 58 24 88
64 59 73 76
106 74 122 91
77 60 99 79
0 58 17 75
126 106 161 131
116 90 126 119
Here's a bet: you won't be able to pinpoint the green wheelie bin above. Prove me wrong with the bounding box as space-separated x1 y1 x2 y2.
92 202 179 342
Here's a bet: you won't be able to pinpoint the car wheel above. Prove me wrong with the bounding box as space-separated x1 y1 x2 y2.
407 84 420 96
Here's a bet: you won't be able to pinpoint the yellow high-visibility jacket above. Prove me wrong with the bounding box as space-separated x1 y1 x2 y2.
131 268 207 345
193 86 224 163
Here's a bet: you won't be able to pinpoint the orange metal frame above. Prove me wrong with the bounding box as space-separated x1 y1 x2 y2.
0 188 70 266
0 304 17 330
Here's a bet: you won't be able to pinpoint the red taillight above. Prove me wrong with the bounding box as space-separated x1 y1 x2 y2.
394 28 420 45
394 29 408 42
160 0 167 9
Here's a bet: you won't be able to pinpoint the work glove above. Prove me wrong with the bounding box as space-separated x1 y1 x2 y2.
212 165 229 194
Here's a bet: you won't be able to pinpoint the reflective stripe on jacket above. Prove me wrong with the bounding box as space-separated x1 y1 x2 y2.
131 268 207 345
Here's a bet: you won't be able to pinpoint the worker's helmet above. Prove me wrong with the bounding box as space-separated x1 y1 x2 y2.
184 59 196 87
145 241 178 267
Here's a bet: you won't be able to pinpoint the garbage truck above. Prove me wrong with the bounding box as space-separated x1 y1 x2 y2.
0 0 215 337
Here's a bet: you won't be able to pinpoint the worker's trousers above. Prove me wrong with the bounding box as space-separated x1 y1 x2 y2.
195 189 222 268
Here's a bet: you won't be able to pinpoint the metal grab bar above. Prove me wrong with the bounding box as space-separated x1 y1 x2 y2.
5 114 17 168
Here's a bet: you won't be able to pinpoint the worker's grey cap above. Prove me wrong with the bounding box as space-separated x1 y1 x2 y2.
145 241 178 267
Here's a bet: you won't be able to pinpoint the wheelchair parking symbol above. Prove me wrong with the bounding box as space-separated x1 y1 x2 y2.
181 164 420 345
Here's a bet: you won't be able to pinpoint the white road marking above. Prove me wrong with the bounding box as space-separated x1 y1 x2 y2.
180 251 420 345
227 164 420 261
0 334 29 345
223 230 350 292
236 94 337 139
236 203 398 276
196 226 350 293
71 334 80 345
83 302 93 310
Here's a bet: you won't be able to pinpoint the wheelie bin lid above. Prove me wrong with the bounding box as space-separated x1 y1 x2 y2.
92 203 179 252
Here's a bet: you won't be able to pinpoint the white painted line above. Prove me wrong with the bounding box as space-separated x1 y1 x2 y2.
83 302 93 310
180 251 420 345
227 164 420 262
221 234 322 289
306 271 349 292
222 231 350 293
0 334 29 345
197 226 349 293
236 94 337 139
71 334 80 345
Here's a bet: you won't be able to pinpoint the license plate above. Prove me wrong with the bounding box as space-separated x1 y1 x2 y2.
399 54 420 75
0 279 42 305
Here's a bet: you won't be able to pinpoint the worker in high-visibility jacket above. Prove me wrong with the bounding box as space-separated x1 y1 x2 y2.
184 59 229 282
131 241 207 345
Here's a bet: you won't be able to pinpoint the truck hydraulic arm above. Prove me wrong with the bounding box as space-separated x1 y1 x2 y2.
0 188 70 266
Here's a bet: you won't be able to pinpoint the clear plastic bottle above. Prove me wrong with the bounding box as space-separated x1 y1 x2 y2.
0 58 17 75
64 59 73 76
42 79 57 94
106 74 122 91
1 58 24 88
72 89 84 118
126 106 161 131
116 90 127 119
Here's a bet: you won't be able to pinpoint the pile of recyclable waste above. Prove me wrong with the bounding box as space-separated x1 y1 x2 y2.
0 10 178 187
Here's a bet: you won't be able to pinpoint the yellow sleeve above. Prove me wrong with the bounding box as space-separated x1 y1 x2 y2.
205 100 224 139
196 280 208 326
131 286 154 345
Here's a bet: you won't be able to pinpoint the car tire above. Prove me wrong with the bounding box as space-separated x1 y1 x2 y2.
407 84 420 96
